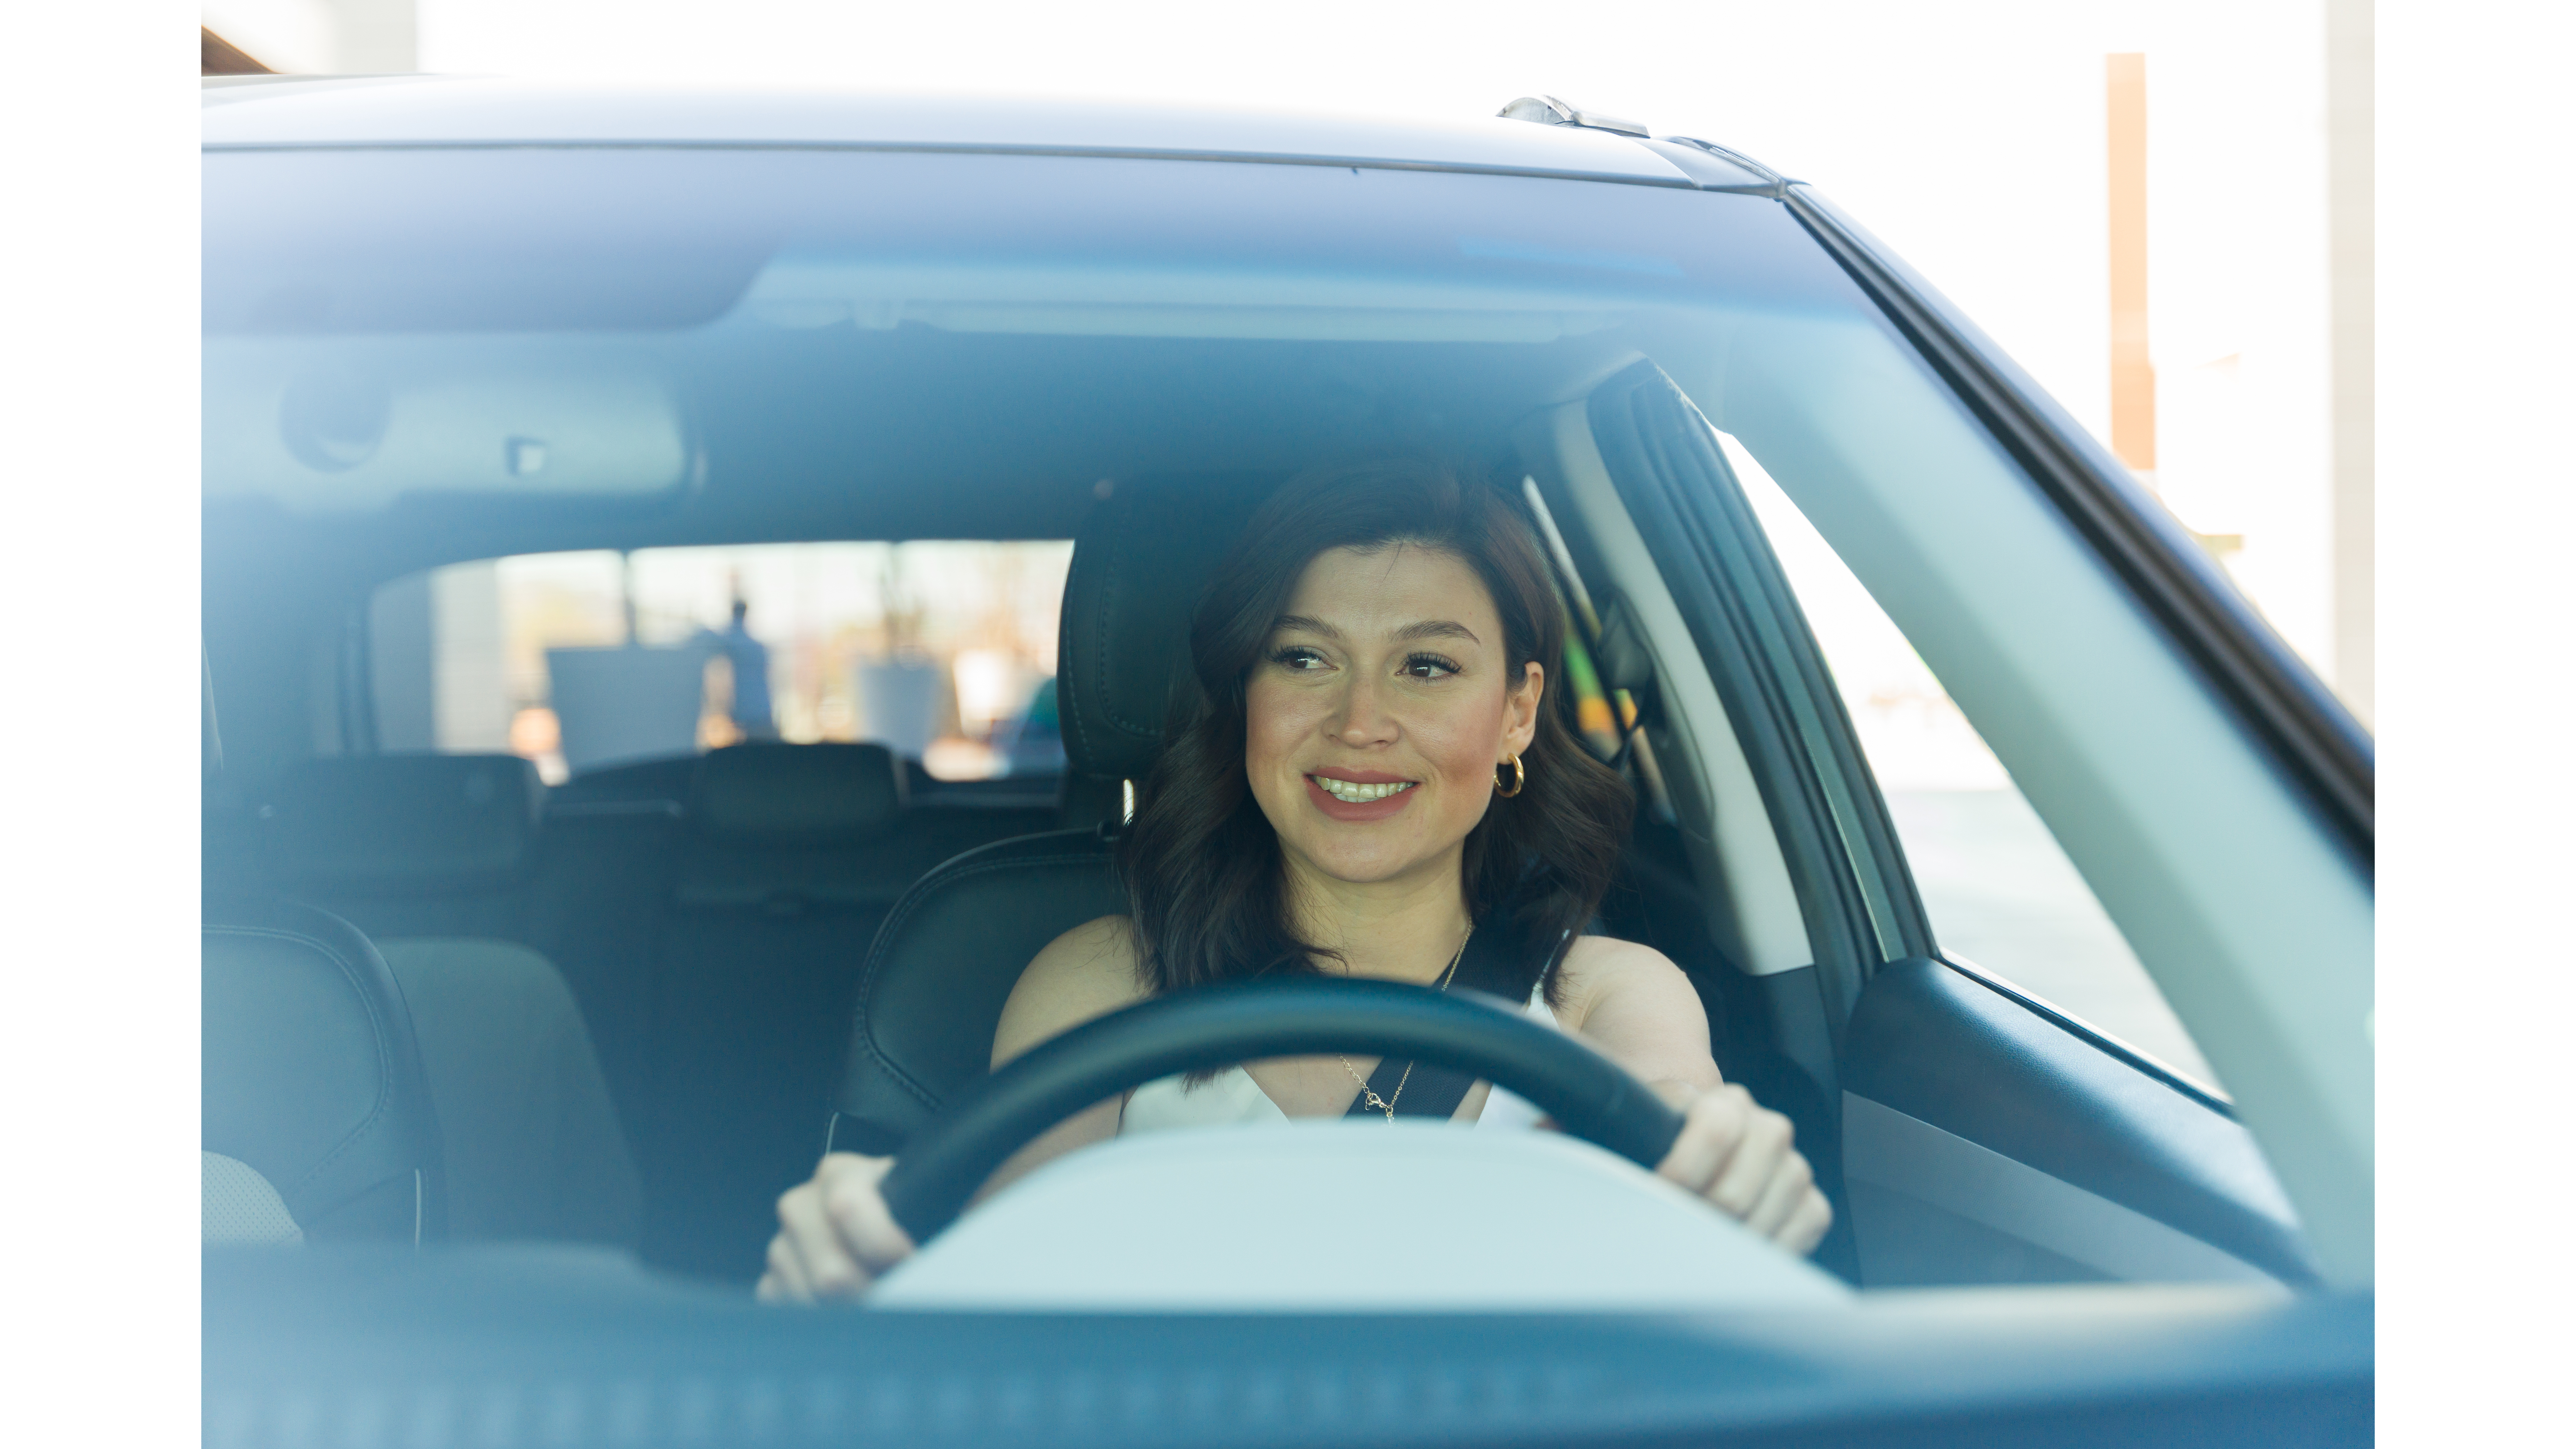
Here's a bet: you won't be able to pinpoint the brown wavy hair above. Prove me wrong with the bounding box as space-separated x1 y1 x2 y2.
1117 456 1635 1004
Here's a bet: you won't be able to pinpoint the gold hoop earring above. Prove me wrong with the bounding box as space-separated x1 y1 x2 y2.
1495 753 1525 798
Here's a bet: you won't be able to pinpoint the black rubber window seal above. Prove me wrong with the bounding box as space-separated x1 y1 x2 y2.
1937 952 2237 1118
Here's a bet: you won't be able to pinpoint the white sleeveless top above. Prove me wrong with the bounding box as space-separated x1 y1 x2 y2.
1120 983 1560 1135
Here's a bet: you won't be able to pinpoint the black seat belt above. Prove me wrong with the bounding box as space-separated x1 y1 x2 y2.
1342 922 1553 1122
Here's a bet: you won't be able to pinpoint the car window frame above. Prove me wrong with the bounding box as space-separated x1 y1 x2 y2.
1576 361 1936 1035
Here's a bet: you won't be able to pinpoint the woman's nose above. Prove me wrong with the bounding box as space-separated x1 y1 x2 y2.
1329 673 1398 746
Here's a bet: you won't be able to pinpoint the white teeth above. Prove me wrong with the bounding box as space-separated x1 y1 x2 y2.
1315 777 1415 803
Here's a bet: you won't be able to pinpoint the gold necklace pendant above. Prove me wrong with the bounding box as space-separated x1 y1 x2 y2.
1340 1061 1410 1122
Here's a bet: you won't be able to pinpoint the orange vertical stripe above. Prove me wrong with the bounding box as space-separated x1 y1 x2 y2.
2107 53 2155 472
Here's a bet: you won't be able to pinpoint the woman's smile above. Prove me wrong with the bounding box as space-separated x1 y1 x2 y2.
1306 770 1420 820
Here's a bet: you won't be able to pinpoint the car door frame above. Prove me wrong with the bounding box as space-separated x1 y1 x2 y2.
1548 357 2327 1289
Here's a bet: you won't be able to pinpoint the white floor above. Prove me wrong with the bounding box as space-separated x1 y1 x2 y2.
1882 789 2220 1090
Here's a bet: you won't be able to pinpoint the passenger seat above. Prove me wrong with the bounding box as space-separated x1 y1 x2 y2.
204 898 446 1245
253 753 642 1248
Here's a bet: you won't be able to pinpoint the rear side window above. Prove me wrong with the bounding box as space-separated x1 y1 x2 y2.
368 542 1073 785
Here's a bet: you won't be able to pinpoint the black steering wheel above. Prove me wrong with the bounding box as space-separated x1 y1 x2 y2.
877 977 1687 1243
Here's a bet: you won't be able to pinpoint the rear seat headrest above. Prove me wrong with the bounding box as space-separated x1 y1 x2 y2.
262 754 544 889
690 743 905 836
1056 480 1267 782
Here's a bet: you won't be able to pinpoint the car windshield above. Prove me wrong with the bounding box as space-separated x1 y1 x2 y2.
205 135 2339 1324
205 147 1870 517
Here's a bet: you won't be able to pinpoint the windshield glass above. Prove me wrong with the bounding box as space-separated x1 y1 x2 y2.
203 148 1862 513
204 142 2309 1312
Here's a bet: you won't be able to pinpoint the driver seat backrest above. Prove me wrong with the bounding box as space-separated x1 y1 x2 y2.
828 479 1264 1155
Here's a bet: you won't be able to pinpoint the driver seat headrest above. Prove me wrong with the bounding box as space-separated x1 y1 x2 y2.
1054 479 1264 782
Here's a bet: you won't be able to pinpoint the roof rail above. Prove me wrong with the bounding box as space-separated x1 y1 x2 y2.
1496 95 1649 138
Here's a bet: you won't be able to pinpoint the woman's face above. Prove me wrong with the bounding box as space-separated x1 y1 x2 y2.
1244 543 1542 891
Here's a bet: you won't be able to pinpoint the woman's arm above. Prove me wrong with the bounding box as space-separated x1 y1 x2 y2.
975 915 1152 1194
758 916 1148 1303
1555 936 1834 1256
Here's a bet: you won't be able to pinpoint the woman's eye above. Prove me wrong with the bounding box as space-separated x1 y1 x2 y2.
1270 646 1330 671
1402 654 1461 680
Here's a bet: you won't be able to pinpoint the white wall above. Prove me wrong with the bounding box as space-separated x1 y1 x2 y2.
204 0 415 73
430 560 511 751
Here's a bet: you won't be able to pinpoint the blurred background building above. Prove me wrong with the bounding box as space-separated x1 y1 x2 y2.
370 543 1074 784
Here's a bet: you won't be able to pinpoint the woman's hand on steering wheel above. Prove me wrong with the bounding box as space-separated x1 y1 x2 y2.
758 1152 916 1303
1650 1080 1834 1256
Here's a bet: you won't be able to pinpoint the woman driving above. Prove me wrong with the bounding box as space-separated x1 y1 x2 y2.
761 457 1832 1301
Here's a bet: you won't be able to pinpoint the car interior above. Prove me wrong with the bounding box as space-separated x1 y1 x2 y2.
205 464 1840 1281
188 85 2376 1447
203 194 2315 1295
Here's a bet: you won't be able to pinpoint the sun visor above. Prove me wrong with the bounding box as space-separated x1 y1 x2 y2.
202 341 690 513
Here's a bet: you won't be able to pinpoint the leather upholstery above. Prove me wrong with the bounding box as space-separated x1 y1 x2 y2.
832 830 1127 1154
832 481 1266 1154
545 752 698 811
689 742 905 837
203 898 447 1242
643 743 1048 1274
261 753 544 891
1054 480 1262 781
376 939 641 1248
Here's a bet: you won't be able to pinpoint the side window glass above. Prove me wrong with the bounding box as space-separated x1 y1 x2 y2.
1714 431 2221 1090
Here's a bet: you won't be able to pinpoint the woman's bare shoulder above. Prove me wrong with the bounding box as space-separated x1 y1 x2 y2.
992 915 1151 1068
1551 935 1717 1085
1031 913 1143 970
1555 933 1694 1009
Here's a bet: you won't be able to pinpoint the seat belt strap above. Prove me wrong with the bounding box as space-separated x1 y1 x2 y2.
1340 920 1542 1122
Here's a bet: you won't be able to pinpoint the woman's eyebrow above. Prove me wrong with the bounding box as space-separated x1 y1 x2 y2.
1271 615 1481 646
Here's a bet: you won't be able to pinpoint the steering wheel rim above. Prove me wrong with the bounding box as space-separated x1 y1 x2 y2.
877 977 1686 1242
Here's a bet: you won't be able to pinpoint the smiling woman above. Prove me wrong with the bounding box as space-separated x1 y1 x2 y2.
761 457 1835 1302
1125 455 1629 1000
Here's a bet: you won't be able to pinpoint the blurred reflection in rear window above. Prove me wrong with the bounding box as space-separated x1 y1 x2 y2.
369 541 1072 785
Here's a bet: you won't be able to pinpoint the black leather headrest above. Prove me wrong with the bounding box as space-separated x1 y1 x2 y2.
262 754 544 890
1055 480 1267 781
690 743 905 836
203 898 447 1242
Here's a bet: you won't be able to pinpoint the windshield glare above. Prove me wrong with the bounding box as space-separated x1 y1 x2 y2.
202 140 2316 1311
203 148 1893 514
